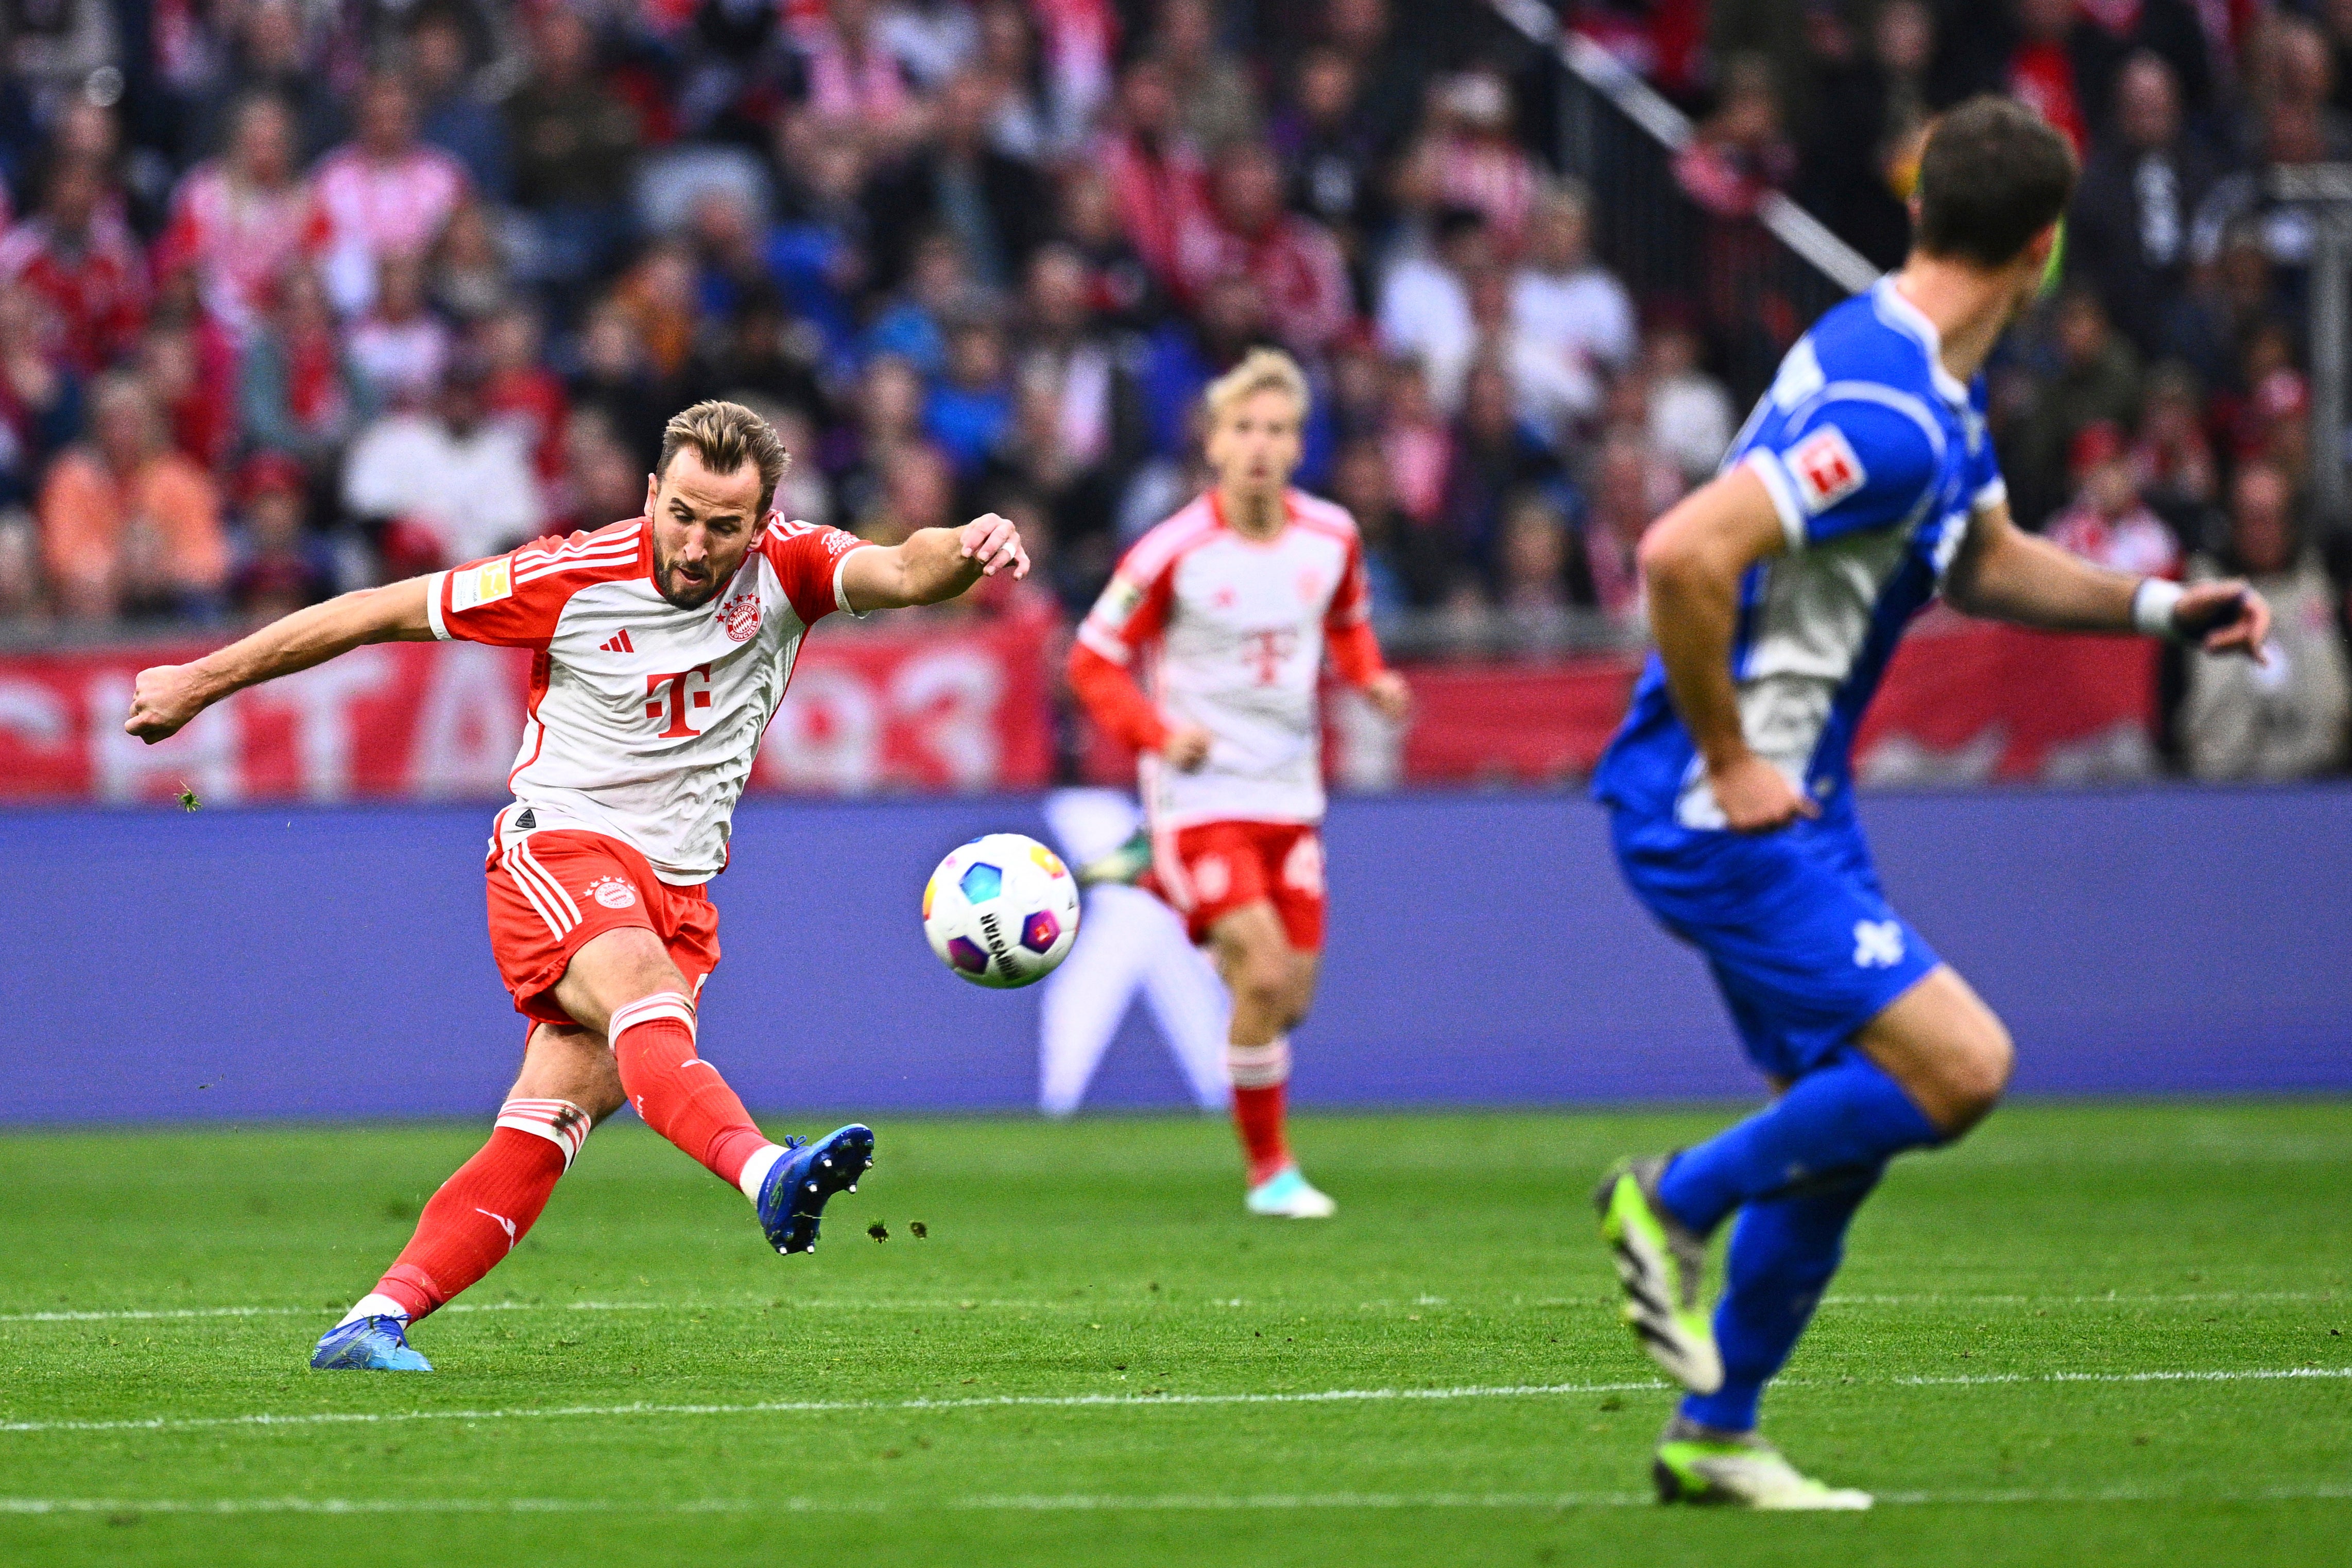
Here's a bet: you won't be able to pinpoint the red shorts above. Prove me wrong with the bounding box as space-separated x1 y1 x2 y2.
485 826 720 1027
1155 820 1326 951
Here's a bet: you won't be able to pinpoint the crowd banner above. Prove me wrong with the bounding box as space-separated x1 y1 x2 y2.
1369 619 2159 789
0 619 1056 803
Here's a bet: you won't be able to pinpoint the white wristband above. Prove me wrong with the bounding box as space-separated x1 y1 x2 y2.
2131 577 2185 639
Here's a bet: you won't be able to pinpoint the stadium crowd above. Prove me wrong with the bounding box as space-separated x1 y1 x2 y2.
0 0 2343 777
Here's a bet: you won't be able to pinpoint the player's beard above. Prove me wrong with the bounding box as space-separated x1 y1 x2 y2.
654 547 732 610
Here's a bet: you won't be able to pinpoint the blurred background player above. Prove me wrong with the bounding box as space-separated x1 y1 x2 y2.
1587 98 2274 1509
1067 349 1410 1218
122 401 1029 1370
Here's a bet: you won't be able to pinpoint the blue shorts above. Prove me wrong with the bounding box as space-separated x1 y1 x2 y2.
1609 808 1941 1082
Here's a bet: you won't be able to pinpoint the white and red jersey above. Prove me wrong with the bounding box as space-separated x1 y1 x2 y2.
427 514 874 884
1075 488 1378 831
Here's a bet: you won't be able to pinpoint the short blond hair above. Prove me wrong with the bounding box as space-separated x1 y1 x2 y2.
1203 346 1310 427
657 399 792 512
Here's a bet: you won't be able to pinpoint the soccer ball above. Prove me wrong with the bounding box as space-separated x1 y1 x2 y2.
922 833 1081 989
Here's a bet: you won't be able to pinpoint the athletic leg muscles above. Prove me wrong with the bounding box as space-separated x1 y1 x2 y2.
510 1023 626 1124
1208 901 1316 1044
549 925 691 1038
1857 964 2014 1138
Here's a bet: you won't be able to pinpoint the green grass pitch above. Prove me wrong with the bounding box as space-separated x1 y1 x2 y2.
2 1102 2347 1566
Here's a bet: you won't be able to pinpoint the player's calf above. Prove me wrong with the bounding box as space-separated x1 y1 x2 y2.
1859 966 2014 1137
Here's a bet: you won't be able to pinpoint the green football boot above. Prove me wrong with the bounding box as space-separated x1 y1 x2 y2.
1594 1155 1722 1393
1653 1417 1873 1509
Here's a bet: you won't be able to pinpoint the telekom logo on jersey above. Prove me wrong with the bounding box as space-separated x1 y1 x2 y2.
644 664 713 738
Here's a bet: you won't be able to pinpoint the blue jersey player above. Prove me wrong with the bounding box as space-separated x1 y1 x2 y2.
1588 98 2273 1508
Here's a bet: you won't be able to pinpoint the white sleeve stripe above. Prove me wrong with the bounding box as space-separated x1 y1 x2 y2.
1076 621 1133 664
831 545 877 618
424 572 450 641
1744 452 1809 554
1972 476 2008 513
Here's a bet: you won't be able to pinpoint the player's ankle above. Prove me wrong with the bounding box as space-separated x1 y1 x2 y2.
734 1140 788 1202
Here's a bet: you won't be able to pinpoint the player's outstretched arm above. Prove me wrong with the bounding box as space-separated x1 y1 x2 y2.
840 513 1027 612
1946 498 2271 661
124 576 437 744
1639 464 1818 833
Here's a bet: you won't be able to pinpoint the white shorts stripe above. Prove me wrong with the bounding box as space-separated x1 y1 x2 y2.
501 849 572 939
510 839 581 928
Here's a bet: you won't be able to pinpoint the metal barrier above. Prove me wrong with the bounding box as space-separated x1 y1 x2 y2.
1489 0 1880 404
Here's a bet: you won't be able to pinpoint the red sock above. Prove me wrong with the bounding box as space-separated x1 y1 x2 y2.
375 1099 590 1320
609 992 770 1187
1227 1038 1293 1186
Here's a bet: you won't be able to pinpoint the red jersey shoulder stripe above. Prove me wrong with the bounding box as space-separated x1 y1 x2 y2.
1286 489 1359 541
1120 496 1220 583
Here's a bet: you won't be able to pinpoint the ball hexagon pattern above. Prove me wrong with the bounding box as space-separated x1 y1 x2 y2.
1021 909 1061 953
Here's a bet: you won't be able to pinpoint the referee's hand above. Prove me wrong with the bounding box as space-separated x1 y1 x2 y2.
1708 751 1819 834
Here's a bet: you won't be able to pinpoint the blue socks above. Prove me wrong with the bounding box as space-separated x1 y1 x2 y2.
1652 1047 1943 1434
1679 1165 1880 1433
1655 1047 1939 1237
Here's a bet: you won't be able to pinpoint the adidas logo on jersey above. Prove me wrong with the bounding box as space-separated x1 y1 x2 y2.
600 630 636 654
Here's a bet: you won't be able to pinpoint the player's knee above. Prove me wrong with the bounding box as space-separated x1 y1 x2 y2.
1944 1018 2014 1129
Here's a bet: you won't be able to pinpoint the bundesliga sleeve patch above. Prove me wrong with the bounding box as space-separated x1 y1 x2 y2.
451 556 513 612
1787 426 1867 515
1095 577 1144 628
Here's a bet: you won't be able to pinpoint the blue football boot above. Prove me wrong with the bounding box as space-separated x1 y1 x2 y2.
756 1124 876 1254
310 1315 432 1371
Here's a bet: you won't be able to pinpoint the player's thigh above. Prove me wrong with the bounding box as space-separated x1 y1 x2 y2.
509 1022 626 1121
1206 900 1295 1002
1857 964 2014 1136
552 926 694 1037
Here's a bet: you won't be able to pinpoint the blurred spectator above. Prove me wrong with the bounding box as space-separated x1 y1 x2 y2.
2014 289 2143 529
567 299 664 471
1496 490 1577 643
1510 183 1636 403
478 304 570 502
1378 205 1486 413
832 352 930 522
505 6 640 291
227 452 335 618
1143 269 1273 458
1054 164 1160 331
1426 69 1536 257
311 75 470 318
238 269 373 471
431 199 513 324
1154 0 1261 153
866 68 1047 294
697 288 827 426
1793 0 1933 271
0 285 81 512
347 254 452 409
2069 52 2220 360
1274 45 1381 261
0 507 44 624
1380 354 1451 525
798 0 925 151
558 407 648 532
2046 422 2183 578
1095 56 1209 291
38 371 225 619
1015 244 1146 480
923 316 1015 480
1464 264 1594 436
857 440 958 542
343 358 541 570
187 0 345 166
2179 461 2351 780
882 0 982 89
137 291 237 473
1581 428 1663 628
977 0 1072 162
2005 0 2092 154
1328 434 1452 612
153 93 308 342
0 155 148 376
2131 361 2219 540
409 7 509 201
863 229 975 379
613 242 703 386
1674 55 1796 219
1175 140 1352 357
1439 358 1564 578
1643 319 1735 488
1321 0 1426 160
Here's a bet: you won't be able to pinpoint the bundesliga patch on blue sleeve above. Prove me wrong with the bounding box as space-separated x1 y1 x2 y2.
1786 427 1867 514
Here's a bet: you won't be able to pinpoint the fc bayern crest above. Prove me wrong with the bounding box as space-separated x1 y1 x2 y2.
718 590 761 643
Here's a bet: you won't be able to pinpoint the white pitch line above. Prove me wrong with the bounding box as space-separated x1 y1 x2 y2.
8 1288 2336 1326
4 1485 2350 1517
4 1367 2346 1440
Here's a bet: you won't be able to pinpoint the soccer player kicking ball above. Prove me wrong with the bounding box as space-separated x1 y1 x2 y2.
123 401 1028 1371
1587 98 2272 1507
1068 350 1410 1218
